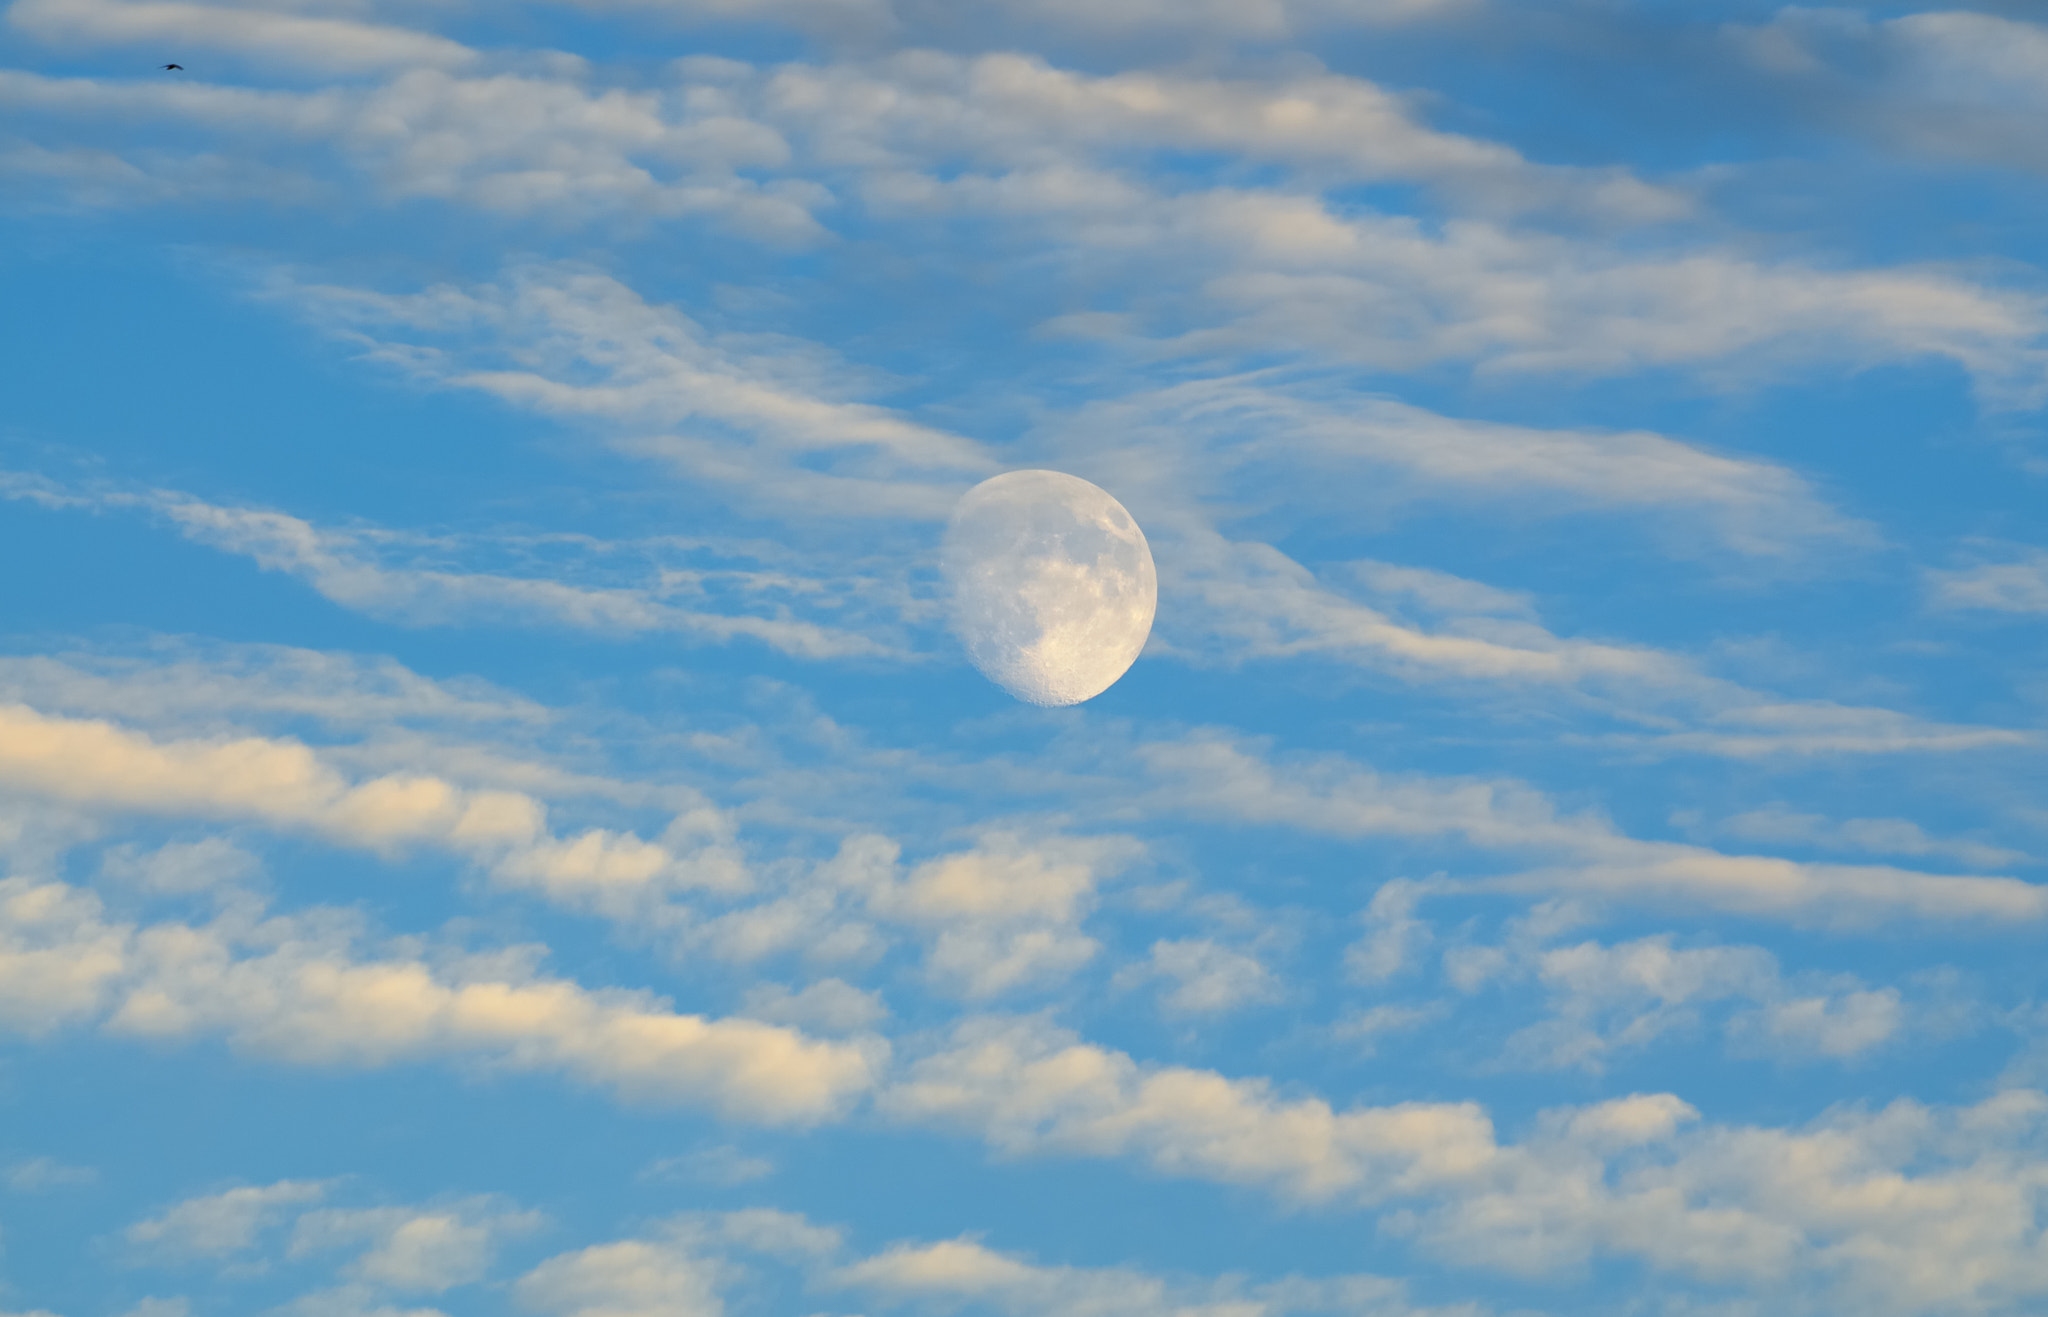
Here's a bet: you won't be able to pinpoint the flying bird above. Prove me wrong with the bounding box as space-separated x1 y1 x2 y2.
160 63 183 70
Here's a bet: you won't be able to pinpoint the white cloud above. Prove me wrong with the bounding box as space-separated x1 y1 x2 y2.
0 878 882 1124
878 1018 2044 1304
883 1015 1498 1202
0 702 745 922
1364 1087 2048 1309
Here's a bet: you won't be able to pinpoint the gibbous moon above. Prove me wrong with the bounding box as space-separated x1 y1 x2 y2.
942 469 1157 707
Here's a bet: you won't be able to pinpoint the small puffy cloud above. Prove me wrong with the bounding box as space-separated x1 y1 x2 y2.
1736 989 1903 1061
1555 1093 1701 1152
101 836 262 895
127 1179 332 1259
117 1300 191 1317
0 878 132 1035
1461 931 1907 1072
839 1236 1037 1293
515 1239 726 1317
870 833 1141 999
291 1198 545 1292
1116 938 1282 1014
6 1155 98 1190
741 979 888 1032
1345 879 1434 984
921 925 1100 1000
1332 1003 1445 1056
891 843 1102 926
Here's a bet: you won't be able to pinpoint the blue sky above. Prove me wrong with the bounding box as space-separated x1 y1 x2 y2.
2 1 2047 1314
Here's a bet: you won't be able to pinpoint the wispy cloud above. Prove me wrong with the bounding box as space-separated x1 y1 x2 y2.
1735 7 2048 182
0 64 826 234
11 0 478 75
1136 731 2048 925
269 263 997 512
1928 547 2048 614
1050 375 1866 557
1 472 902 659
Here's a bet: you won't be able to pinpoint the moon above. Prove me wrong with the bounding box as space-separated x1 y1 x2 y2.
942 469 1157 707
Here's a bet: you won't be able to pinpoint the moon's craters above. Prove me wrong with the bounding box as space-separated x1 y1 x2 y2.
941 469 1157 707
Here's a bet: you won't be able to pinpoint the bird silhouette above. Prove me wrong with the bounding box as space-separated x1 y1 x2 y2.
160 63 183 70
